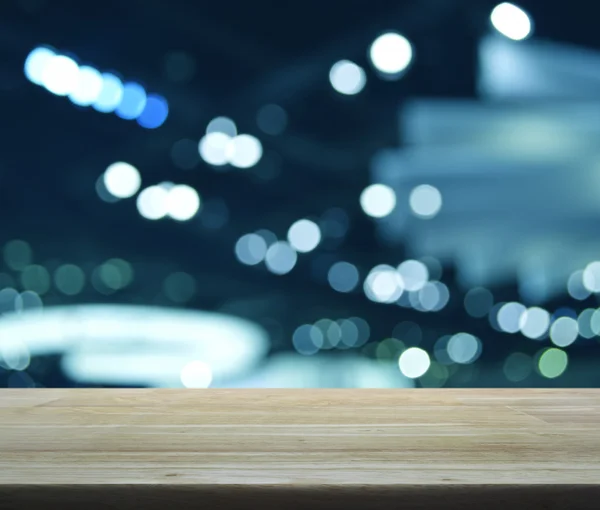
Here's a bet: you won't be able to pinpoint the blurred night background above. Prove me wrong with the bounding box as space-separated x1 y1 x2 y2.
0 0 599 389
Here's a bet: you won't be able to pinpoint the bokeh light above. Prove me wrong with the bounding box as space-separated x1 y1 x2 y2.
464 287 494 318
226 134 263 168
206 116 237 137
165 184 201 221
329 60 366 95
180 360 213 388
490 2 533 41
235 233 268 266
360 184 396 218
136 94 169 129
328 261 360 293
409 184 442 219
549 316 578 347
369 32 413 75
265 241 297 275
398 347 430 378
103 162 141 199
287 219 321 253
519 306 550 339
537 348 568 379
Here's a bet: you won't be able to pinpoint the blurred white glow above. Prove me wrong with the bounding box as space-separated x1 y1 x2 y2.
447 333 481 364
0 338 31 371
568 270 591 300
364 264 404 303
42 54 79 96
398 347 430 378
235 233 268 266
180 360 213 388
206 116 237 137
497 302 526 333
292 324 322 356
103 162 141 199
199 132 231 166
360 184 396 218
287 219 321 253
417 281 449 312
577 308 595 339
0 305 268 386
166 184 200 221
490 2 533 41
68 65 103 106
329 60 366 95
226 134 263 168
369 32 413 75
93 73 124 113
24 46 55 85
136 185 169 220
397 260 429 291
549 317 578 348
265 241 297 275
409 184 442 219
328 261 360 293
583 261 600 293
519 306 550 339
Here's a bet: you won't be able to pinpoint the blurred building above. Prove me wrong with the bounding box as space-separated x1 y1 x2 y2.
0 0 599 388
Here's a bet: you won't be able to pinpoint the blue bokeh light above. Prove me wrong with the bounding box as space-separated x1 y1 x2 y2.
93 73 124 113
115 82 147 120
24 46 56 85
136 94 168 129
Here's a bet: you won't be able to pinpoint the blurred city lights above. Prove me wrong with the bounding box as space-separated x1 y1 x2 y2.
103 162 141 199
364 264 404 303
287 219 321 253
409 184 442 219
497 302 526 333
42 54 79 96
180 360 213 388
447 333 482 364
24 46 168 127
23 46 55 85
165 184 201 221
235 233 268 266
490 2 533 41
568 270 591 300
398 347 430 378
397 260 429 291
537 347 568 379
199 132 231 166
136 185 169 220
328 261 360 293
549 316 579 347
329 60 366 95
519 306 550 339
226 134 263 168
577 309 595 339
115 83 147 120
582 261 600 292
68 66 103 106
360 183 396 218
369 32 413 76
206 116 237 137
53 264 85 296
3 240 32 271
265 241 297 275
92 73 124 113
136 94 169 129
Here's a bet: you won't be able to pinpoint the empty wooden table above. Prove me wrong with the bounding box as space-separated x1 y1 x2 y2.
0 389 599 509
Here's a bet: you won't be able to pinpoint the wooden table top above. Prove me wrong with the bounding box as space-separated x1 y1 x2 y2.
1 389 599 509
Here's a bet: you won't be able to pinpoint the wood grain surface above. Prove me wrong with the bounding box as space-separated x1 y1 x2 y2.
1 389 599 509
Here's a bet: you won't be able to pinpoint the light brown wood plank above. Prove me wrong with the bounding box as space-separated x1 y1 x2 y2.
0 389 599 509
